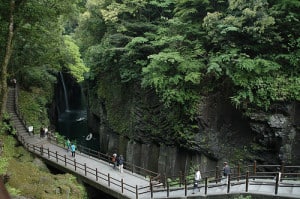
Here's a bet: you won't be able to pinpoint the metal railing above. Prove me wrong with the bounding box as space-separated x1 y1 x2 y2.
10 86 300 198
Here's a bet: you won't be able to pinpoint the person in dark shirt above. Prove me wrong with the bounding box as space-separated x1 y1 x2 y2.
118 155 124 173
223 162 230 184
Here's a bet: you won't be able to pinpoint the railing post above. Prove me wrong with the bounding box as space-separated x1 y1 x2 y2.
167 181 169 198
47 148 50 159
108 173 110 187
136 185 138 199
74 159 77 171
246 171 249 192
41 145 43 155
179 171 182 187
253 160 257 177
184 179 187 196
56 151 58 162
275 172 279 195
215 166 219 184
237 163 240 181
281 161 285 181
164 174 167 189
227 174 231 193
84 163 87 176
96 168 98 181
64 155 67 167
121 178 124 193
150 180 153 198
205 177 208 195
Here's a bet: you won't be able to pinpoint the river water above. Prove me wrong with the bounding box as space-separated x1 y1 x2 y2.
56 72 100 151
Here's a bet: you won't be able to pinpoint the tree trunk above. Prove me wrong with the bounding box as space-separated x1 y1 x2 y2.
0 0 15 121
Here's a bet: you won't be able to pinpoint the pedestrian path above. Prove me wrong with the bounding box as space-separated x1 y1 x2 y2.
6 87 300 199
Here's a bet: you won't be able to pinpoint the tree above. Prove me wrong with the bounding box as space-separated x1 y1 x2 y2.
0 0 83 120
0 0 17 120
202 0 300 109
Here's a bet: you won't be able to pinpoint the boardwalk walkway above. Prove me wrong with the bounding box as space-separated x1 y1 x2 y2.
6 86 300 199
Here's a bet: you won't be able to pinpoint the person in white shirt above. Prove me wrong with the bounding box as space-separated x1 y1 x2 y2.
192 168 201 194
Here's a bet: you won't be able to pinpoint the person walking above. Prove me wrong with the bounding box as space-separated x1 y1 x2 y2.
192 168 201 194
118 155 124 173
71 143 76 157
223 162 231 184
112 153 117 169
65 138 71 152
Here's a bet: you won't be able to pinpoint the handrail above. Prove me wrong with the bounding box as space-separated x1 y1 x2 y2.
9 86 300 198
19 138 143 196
17 127 300 198
46 134 159 179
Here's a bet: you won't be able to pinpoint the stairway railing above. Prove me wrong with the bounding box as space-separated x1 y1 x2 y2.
9 86 300 198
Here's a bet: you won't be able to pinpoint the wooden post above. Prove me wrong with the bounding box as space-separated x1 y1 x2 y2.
74 159 77 171
246 171 249 192
41 145 43 155
84 163 87 176
167 181 169 198
280 161 285 182
179 171 182 187
164 174 167 189
150 180 153 198
237 163 240 182
184 179 187 196
136 185 138 199
56 151 58 162
108 173 110 187
96 168 98 181
253 160 257 178
275 172 279 195
205 177 208 195
227 174 230 193
215 166 219 184
64 155 67 167
121 179 124 193
47 148 50 159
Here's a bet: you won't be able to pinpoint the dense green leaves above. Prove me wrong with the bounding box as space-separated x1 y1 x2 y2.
2 0 298 147
62 36 89 82
72 0 300 146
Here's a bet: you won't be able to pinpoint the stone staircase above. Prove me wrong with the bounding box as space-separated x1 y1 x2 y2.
6 87 40 145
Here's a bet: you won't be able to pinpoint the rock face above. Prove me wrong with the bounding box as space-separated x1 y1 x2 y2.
248 102 300 164
87 85 300 176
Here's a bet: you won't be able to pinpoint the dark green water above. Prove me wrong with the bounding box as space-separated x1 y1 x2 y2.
56 72 99 151
57 110 99 151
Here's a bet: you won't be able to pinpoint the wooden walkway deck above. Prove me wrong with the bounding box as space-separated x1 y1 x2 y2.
6 87 300 199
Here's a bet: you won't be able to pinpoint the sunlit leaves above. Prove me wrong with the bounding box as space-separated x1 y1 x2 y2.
62 36 89 82
142 51 203 109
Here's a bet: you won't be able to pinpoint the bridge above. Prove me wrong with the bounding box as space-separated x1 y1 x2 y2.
6 86 300 199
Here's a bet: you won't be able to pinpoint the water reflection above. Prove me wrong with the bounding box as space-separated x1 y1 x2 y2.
57 109 98 151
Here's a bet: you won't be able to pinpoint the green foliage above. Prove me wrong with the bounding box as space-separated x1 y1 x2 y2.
0 135 17 175
234 195 252 199
18 89 50 130
62 36 89 82
75 0 300 147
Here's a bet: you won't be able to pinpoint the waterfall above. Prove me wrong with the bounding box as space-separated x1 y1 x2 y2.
59 72 70 111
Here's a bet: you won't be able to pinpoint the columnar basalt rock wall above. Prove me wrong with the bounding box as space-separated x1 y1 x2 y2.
85 86 300 176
